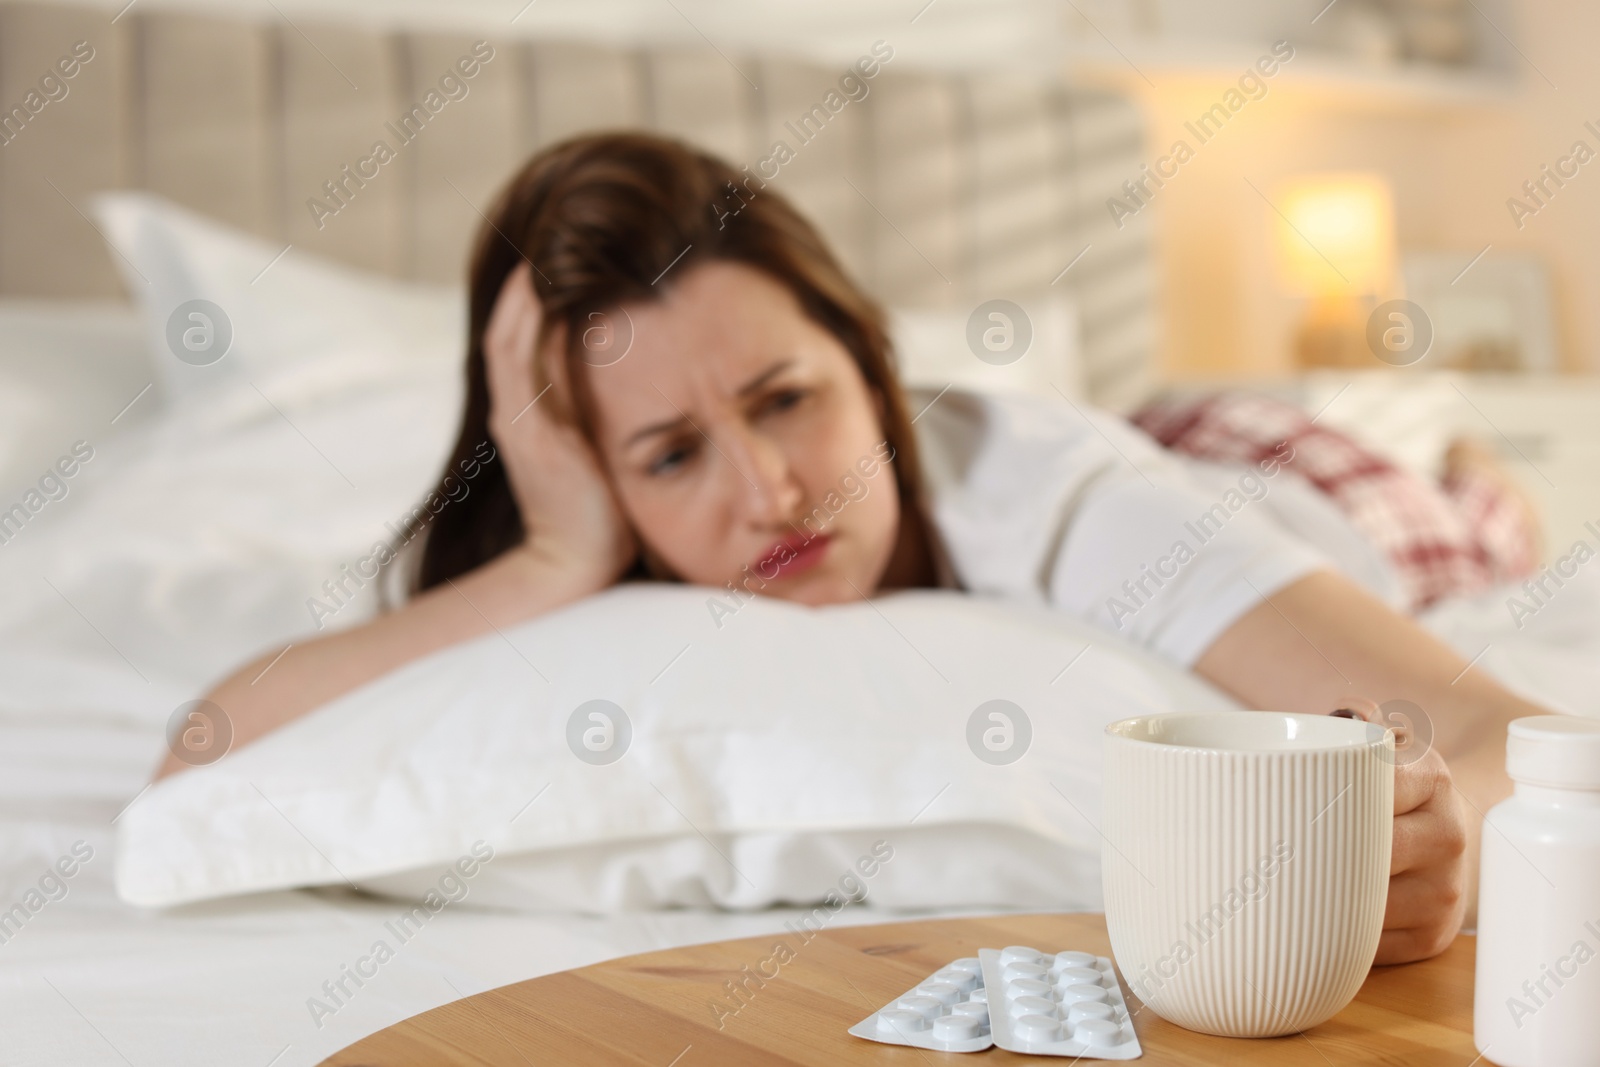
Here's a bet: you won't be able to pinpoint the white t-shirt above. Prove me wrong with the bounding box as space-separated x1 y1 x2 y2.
911 387 1401 668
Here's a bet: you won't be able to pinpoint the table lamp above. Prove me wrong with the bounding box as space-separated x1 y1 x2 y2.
1273 173 1397 368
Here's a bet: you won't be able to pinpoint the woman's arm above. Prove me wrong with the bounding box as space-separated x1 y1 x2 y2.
1195 569 1547 949
157 263 635 779
154 543 603 780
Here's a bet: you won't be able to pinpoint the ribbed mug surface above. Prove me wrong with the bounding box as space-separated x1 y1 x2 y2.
1101 711 1393 1037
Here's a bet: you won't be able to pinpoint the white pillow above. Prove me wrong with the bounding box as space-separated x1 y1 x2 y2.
115 584 1237 912
90 191 464 412
0 200 469 720
891 296 1082 402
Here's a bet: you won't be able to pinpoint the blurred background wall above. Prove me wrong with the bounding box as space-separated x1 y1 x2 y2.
1116 0 1600 379
1 0 1589 381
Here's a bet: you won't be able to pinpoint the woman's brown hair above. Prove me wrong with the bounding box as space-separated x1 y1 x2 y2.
406 131 938 594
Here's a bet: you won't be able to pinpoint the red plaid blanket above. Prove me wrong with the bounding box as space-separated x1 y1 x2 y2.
1131 392 1538 612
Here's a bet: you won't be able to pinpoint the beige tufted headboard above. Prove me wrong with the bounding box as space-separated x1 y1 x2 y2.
0 1 1156 406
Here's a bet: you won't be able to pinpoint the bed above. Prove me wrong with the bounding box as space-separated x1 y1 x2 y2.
4 3 1600 1066
0 5 1150 1062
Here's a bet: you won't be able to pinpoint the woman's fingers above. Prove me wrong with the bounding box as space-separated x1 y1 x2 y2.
1390 749 1466 874
1376 861 1466 964
1375 915 1459 967
485 262 540 427
1390 802 1466 877
1377 745 1468 963
1332 697 1381 721
1393 745 1447 815
1382 867 1466 930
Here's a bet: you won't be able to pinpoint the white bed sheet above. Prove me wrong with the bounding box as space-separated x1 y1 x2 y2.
0 705 996 1066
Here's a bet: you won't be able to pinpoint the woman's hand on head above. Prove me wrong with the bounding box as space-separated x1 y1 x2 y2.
485 261 638 588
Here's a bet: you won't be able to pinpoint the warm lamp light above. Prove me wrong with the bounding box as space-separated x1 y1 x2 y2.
1272 173 1398 367
1275 173 1396 296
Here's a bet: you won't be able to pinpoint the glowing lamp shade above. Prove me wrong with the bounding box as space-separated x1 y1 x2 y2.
1273 174 1396 298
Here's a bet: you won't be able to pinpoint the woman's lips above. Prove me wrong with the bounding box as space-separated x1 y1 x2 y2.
753 533 831 580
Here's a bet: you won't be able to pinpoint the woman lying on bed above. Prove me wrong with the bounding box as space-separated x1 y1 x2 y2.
158 132 1555 966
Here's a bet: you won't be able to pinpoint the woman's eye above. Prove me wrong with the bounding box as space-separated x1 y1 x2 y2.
759 387 806 416
648 441 696 476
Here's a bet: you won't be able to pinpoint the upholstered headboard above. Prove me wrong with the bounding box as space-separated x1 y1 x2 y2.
0 1 1155 406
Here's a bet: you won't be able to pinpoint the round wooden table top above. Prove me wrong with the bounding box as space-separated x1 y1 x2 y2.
320 912 1480 1066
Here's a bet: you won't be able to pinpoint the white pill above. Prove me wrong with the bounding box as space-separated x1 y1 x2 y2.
1073 1017 1124 1047
1004 978 1054 1001
1014 1014 1065 1043
932 1014 981 1041
1054 966 1103 987
1009 995 1058 1019
1067 1000 1117 1026
946 957 984 976
1000 945 1044 966
915 981 963 1007
1058 982 1110 1005
951 1001 989 1025
932 968 977 993
1002 961 1050 982
877 1009 926 1034
1055 950 1097 968
896 995 944 1020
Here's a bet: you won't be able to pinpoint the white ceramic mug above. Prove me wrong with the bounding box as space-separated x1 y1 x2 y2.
1101 711 1394 1037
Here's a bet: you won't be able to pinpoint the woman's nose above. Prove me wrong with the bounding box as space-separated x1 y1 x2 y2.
721 424 801 523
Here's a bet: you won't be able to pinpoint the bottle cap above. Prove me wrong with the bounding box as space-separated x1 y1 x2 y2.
1506 715 1600 789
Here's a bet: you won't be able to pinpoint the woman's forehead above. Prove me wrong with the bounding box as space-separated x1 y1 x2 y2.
582 263 842 433
629 261 805 352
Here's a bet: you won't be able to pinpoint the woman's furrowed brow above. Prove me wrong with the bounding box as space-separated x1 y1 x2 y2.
625 412 689 448
734 359 794 398
623 359 796 447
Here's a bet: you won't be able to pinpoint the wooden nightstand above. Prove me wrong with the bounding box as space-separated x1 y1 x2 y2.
322 911 1481 1065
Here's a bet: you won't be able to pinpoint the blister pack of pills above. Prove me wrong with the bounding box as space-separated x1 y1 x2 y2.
846 957 993 1051
978 945 1142 1058
848 945 1141 1058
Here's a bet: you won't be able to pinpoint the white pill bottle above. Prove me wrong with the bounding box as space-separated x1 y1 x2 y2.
1474 715 1600 1067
